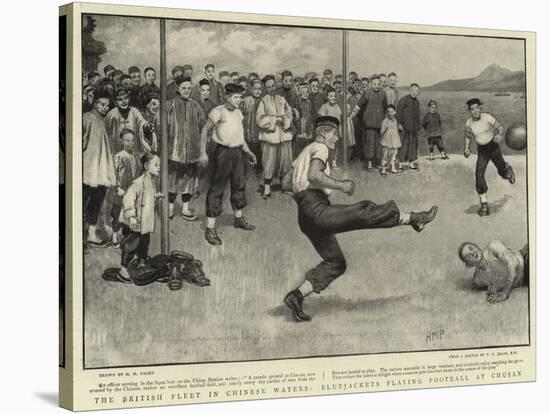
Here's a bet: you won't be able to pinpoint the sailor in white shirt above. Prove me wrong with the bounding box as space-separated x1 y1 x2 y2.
283 115 439 322
463 98 515 216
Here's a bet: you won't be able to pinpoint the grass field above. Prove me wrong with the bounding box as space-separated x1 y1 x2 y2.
84 152 529 368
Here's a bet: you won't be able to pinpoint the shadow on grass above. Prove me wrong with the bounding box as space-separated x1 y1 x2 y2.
454 275 476 292
269 294 411 321
464 194 512 215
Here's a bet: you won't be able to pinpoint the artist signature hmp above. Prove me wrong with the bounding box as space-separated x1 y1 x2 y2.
425 328 445 343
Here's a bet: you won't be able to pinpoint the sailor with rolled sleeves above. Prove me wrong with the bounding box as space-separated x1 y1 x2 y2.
201 83 257 246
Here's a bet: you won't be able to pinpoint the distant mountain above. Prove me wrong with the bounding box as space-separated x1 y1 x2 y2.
426 64 525 92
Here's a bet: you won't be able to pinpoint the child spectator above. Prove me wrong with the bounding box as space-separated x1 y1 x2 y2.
117 153 163 282
318 87 342 120
110 129 142 247
380 105 402 176
422 99 448 160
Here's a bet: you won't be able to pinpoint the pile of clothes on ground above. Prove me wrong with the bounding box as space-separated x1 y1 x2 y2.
103 250 210 290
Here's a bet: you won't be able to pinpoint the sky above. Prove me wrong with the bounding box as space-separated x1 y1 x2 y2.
88 14 525 86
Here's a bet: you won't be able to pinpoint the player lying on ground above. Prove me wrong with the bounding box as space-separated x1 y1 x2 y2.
459 240 529 303
283 115 438 322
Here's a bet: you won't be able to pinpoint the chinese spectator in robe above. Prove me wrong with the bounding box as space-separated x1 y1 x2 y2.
321 76 331 93
219 70 231 87
241 78 264 177
102 64 115 83
350 78 365 160
98 79 116 110
113 70 124 90
396 83 421 171
293 76 304 97
105 88 150 155
193 64 225 106
87 71 100 88
110 129 142 248
238 76 250 96
196 78 217 119
82 85 95 113
119 74 133 91
141 93 160 154
308 77 325 117
230 72 240 84
384 72 399 107
167 65 184 101
139 67 160 110
361 76 370 93
323 69 332 85
182 64 193 80
379 73 388 89
83 91 116 246
277 70 300 134
196 78 217 174
167 76 207 221
127 66 142 108
355 74 387 171
256 75 293 199
295 81 314 157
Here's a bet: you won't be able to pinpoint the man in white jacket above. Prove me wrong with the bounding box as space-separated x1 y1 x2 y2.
256 75 293 199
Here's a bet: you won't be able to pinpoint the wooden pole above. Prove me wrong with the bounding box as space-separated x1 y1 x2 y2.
159 19 170 254
342 30 349 174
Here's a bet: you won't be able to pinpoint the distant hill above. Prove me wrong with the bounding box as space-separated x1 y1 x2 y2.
426 64 525 92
